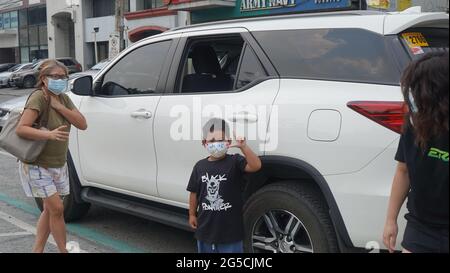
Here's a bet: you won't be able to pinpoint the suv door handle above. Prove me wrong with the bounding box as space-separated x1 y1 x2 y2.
131 110 152 119
228 112 258 123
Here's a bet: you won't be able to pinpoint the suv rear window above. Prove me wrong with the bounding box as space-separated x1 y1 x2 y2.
253 29 401 85
399 27 449 60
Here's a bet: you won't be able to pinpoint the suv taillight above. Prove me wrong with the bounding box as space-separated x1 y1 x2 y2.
347 101 406 134
76 63 82 71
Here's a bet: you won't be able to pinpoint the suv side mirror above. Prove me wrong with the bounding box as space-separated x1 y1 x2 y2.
71 75 93 96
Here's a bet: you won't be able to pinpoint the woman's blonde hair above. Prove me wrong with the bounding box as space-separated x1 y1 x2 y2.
37 59 69 89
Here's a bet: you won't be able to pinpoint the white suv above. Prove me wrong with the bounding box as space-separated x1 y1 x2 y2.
46 9 448 253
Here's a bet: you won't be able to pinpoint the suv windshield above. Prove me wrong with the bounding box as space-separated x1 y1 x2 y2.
8 64 21 72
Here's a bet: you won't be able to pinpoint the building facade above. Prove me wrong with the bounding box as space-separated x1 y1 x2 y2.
0 0 47 64
366 0 448 11
168 0 449 23
46 0 188 70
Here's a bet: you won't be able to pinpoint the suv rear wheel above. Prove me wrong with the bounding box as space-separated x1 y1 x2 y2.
243 182 338 253
23 76 36 89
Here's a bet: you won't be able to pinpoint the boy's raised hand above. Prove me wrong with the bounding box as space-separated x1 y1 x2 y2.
229 131 247 149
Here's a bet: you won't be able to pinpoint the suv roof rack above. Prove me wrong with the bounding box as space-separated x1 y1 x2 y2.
168 10 385 33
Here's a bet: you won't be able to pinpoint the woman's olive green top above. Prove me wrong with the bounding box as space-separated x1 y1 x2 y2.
24 89 76 168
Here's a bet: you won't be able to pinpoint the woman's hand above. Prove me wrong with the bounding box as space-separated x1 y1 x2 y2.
47 125 69 141
50 96 65 112
383 220 398 253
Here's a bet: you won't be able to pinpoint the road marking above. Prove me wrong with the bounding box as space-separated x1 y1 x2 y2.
0 210 88 253
0 192 146 253
0 231 33 237
0 150 15 159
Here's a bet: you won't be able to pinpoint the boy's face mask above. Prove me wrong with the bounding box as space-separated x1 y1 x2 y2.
206 142 229 158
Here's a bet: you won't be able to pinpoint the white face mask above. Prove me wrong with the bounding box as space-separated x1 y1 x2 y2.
206 142 228 158
408 90 419 114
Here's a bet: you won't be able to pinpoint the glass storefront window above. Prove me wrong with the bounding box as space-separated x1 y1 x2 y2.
20 47 30 63
10 11 18 28
39 25 48 45
93 0 115 17
39 45 49 59
30 46 39 61
19 27 29 46
29 25 39 46
0 14 3 29
28 6 46 25
3 12 10 29
142 0 165 10
19 9 28 27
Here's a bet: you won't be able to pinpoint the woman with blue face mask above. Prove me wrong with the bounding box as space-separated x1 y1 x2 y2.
15 59 88 253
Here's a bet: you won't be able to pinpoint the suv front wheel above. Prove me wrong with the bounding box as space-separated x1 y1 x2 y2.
34 164 90 222
243 182 338 253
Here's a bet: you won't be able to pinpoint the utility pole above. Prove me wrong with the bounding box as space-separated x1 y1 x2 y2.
115 0 126 52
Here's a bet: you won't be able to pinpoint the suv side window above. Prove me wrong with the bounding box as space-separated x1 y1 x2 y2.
235 45 267 89
98 40 172 96
178 36 244 93
253 29 401 85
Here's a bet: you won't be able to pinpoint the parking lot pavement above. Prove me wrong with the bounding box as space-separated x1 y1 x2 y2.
0 87 34 104
0 150 196 253
0 88 197 252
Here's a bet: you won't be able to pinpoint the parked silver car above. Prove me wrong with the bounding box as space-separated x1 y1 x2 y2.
0 63 33 88
0 95 27 131
0 60 107 130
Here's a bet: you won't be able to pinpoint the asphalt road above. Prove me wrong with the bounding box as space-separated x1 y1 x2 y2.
0 87 196 253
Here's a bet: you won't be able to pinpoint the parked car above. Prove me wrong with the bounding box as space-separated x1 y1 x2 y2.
10 57 82 89
70 59 109 79
58 57 83 74
0 63 17 73
0 71 88 131
0 63 33 88
0 95 27 131
20 9 450 252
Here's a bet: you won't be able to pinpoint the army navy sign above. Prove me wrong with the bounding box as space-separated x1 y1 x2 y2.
192 0 353 23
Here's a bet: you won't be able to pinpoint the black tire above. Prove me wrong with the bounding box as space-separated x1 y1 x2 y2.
243 181 339 253
34 165 90 222
23 76 36 89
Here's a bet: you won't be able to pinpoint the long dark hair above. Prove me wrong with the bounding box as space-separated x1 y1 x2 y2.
401 51 449 150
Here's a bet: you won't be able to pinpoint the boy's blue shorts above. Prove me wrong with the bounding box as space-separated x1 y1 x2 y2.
197 241 244 253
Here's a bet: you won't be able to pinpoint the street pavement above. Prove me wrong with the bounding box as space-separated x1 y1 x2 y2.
0 87 196 253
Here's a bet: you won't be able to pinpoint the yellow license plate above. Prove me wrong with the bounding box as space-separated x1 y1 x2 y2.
402 32 429 47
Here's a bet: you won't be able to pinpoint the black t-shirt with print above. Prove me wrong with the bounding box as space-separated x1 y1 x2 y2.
187 154 247 244
395 125 449 228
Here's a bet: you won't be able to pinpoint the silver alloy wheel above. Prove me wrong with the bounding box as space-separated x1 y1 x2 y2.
252 210 314 253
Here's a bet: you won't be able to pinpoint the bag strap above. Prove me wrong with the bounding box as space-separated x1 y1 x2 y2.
39 93 51 128
24 89 51 128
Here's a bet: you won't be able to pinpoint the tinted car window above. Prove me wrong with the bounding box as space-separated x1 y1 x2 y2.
253 29 401 85
399 27 449 60
60 59 75 66
99 40 172 96
179 36 244 93
235 45 267 89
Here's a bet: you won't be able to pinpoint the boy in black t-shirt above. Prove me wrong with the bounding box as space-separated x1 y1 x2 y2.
187 118 262 253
